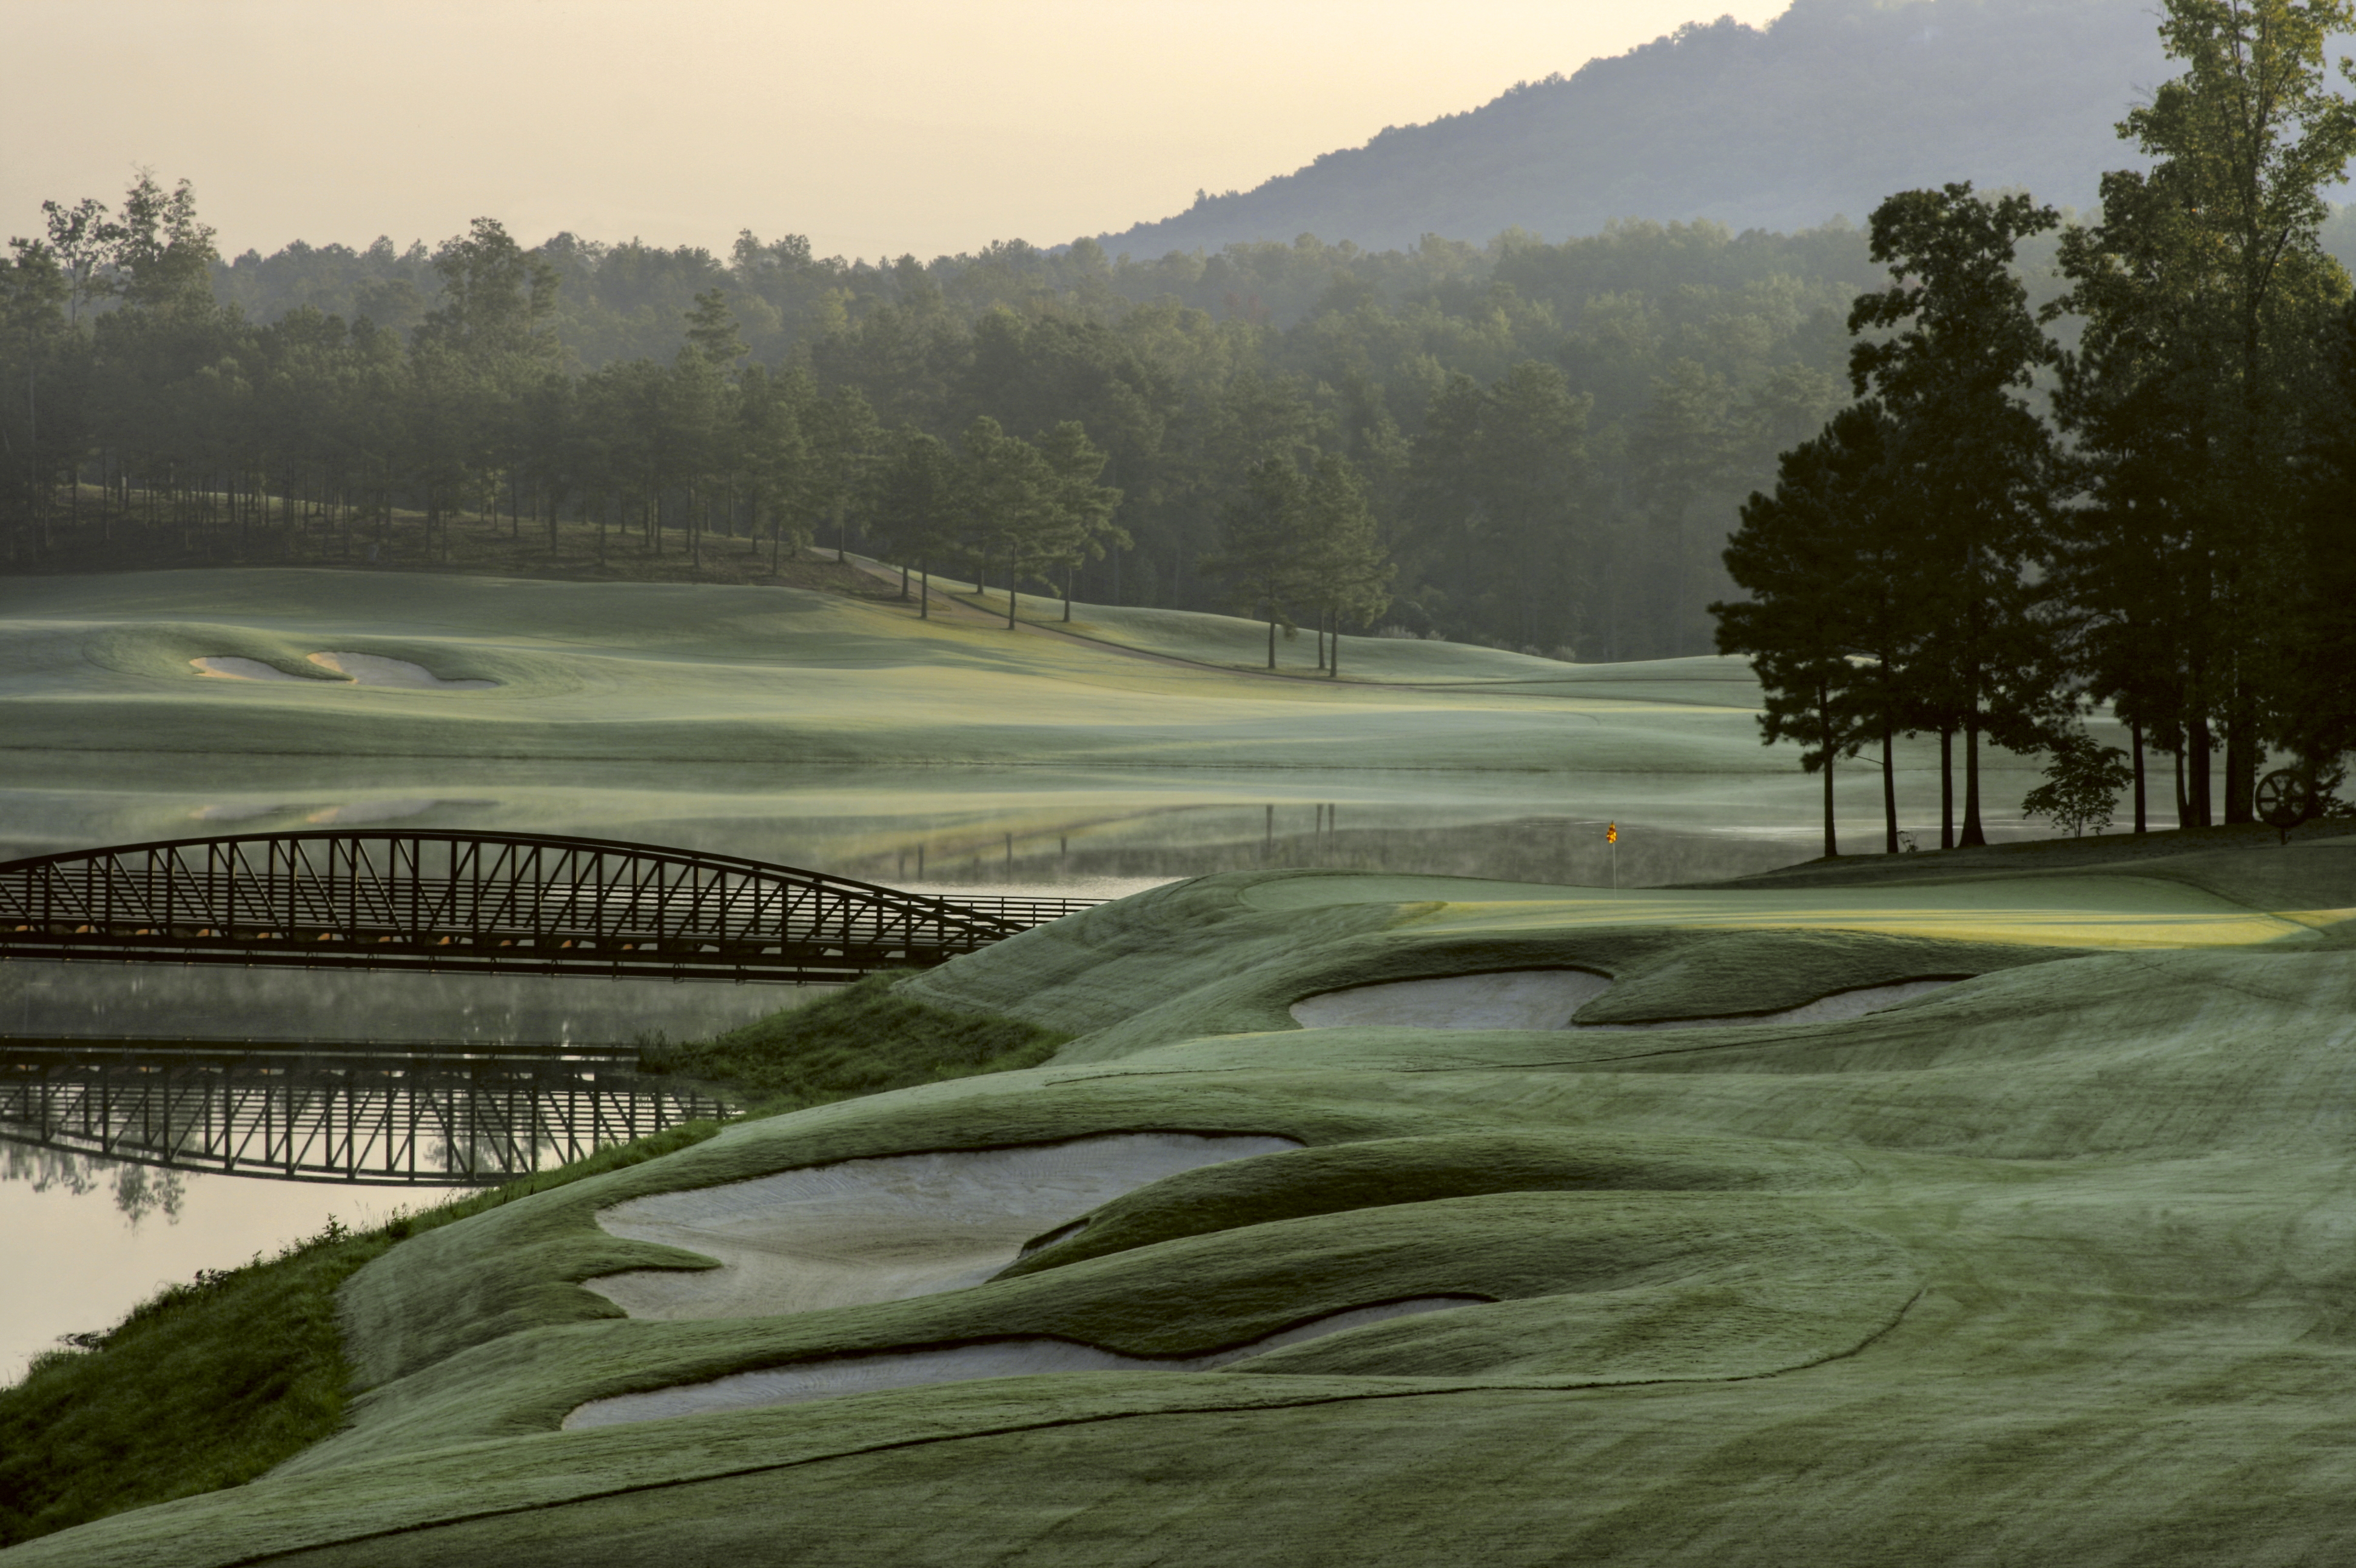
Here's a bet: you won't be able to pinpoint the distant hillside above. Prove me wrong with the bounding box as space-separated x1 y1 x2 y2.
1099 0 2199 254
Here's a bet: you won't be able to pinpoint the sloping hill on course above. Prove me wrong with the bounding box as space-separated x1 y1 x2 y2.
12 831 2356 1564
0 569 1767 772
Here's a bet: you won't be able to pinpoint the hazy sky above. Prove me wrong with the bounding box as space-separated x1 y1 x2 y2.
5 0 1791 264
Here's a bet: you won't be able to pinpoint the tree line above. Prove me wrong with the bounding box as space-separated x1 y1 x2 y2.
1714 0 2356 854
1 177 1881 661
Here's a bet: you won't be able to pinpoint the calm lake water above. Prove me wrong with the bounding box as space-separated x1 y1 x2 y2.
1 755 2069 1379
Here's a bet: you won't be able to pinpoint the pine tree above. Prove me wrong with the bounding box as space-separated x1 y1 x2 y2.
1204 456 1316 668
1848 183 2062 846
1301 453 1393 677
1715 406 1905 858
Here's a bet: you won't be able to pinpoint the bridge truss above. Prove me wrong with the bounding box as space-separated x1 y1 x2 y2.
0 831 1097 982
0 1041 732 1185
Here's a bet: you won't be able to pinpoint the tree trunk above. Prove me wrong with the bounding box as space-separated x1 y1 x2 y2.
1821 686 1839 859
1960 715 1986 848
1939 726 1955 850
2130 719 2146 835
2188 714 2213 827
2223 698 2257 825
1267 607 1277 670
1882 711 1898 855
920 559 930 620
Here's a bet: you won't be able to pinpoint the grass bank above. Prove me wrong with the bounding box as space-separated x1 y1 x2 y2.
0 978 1059 1549
636 974 1069 1114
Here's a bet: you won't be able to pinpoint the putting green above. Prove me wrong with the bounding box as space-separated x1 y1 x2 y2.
16 839 2356 1566
1239 869 2334 948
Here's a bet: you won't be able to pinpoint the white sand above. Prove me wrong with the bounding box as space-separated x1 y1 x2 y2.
1290 970 1958 1031
561 1296 1484 1429
582 1133 1301 1322
190 654 495 689
302 799 445 825
307 652 496 689
1290 970 1613 1030
190 657 304 682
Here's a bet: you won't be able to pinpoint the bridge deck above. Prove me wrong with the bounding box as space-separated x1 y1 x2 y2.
0 831 1101 982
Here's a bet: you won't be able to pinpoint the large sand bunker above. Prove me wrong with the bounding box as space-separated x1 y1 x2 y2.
582 1133 1301 1321
189 653 494 689
1291 970 1957 1031
562 1296 1485 1429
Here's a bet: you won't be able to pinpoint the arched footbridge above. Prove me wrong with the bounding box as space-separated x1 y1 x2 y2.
0 831 1101 983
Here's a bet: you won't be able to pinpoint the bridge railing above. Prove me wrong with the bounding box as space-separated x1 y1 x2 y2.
0 831 1102 982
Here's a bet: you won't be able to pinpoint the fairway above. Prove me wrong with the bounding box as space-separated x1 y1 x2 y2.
0 569 1769 769
0 568 2047 883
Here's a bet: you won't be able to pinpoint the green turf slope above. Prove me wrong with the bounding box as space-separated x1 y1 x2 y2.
0 570 1774 772
13 842 2356 1566
926 582 1760 700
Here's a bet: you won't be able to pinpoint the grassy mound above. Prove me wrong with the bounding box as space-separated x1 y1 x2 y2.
637 975 1070 1113
994 1129 1859 1279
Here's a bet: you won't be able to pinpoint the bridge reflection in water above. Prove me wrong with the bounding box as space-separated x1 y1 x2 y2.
0 1040 732 1187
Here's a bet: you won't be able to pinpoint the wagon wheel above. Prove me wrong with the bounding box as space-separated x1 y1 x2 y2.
2254 769 2315 839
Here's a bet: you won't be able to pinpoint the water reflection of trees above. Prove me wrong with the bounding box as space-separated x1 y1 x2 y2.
1 1144 186 1225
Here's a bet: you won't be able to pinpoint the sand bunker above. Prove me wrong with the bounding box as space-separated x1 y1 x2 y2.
307 652 496 689
190 656 304 682
1290 970 1957 1031
562 1296 1485 1429
583 1133 1301 1322
303 799 455 825
1291 970 1613 1030
189 654 494 688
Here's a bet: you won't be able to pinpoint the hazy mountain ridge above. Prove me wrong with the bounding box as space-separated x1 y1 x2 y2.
1099 0 2186 255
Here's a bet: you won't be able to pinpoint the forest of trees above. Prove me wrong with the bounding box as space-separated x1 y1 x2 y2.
1716 0 2356 854
0 170 1888 662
